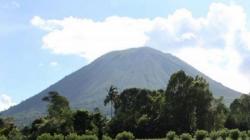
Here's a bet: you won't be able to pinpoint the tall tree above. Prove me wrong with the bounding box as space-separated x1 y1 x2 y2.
42 91 71 119
225 94 250 130
41 91 73 135
93 110 107 140
165 70 194 132
104 85 119 118
165 70 213 132
208 97 229 130
191 76 213 130
108 88 164 138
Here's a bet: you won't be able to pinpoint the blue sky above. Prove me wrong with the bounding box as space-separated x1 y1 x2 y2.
1 0 250 111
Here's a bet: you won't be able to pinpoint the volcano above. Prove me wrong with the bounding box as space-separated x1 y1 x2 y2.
2 47 241 125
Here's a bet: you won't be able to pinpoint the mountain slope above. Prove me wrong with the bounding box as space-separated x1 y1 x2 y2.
2 47 242 125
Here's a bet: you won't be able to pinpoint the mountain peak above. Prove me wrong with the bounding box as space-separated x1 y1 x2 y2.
93 47 171 66
108 46 165 56
122 46 159 52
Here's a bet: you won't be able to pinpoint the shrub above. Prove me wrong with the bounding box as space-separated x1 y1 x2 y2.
166 131 176 140
65 133 98 140
245 130 250 139
247 130 250 137
37 133 54 140
0 136 7 140
195 130 208 140
54 134 64 140
115 131 135 140
65 133 79 140
103 135 112 140
80 135 98 140
230 129 240 140
241 131 247 140
210 131 219 140
180 133 192 140
85 130 95 135
218 129 229 140
62 133 99 140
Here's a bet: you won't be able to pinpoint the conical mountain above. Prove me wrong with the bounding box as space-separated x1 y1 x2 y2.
2 47 241 125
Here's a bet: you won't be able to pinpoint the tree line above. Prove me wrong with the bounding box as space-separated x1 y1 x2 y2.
0 70 250 140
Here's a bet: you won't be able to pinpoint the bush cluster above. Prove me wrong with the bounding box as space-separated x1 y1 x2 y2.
195 130 208 140
3 129 250 140
166 131 176 140
37 133 98 140
34 131 132 140
115 131 135 140
164 129 250 140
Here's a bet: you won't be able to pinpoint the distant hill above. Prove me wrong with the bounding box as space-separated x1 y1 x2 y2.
1 47 242 126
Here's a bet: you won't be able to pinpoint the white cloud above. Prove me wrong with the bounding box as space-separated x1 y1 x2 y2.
49 61 59 67
31 16 153 61
0 94 15 111
175 47 250 94
31 2 250 93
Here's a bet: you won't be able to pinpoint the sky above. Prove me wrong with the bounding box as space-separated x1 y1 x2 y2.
1 0 250 111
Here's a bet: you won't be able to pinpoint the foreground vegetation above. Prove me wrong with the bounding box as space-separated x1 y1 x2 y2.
1 70 250 140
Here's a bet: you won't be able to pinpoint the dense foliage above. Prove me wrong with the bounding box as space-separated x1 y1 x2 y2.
1 70 250 139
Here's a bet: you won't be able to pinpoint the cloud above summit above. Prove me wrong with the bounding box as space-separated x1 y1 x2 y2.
31 2 250 93
31 16 152 61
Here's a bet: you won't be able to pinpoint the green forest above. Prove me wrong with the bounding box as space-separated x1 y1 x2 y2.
1 70 250 140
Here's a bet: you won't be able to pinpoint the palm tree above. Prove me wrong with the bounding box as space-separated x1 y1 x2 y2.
104 85 118 118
